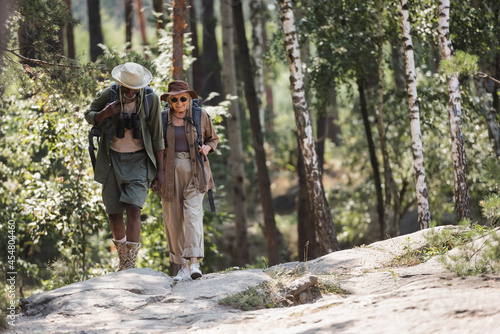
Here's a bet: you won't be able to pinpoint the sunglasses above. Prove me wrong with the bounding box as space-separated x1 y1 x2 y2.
171 97 188 103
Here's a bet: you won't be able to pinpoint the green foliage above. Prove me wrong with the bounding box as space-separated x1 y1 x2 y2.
440 51 479 77
438 227 500 276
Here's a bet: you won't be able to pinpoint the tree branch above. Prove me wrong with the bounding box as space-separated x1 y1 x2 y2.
476 72 500 85
4 49 81 69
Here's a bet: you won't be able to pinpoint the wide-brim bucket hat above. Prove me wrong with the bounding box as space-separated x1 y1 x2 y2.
112 62 153 89
160 80 198 101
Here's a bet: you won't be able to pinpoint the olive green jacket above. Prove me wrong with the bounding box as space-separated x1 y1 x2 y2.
84 86 165 184
161 108 219 202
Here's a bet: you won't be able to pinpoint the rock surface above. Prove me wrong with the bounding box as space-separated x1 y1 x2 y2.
11 226 500 333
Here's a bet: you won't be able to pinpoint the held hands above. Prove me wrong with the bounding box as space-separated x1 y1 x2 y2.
151 172 163 195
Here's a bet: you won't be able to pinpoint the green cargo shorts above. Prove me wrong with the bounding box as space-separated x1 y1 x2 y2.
102 150 149 214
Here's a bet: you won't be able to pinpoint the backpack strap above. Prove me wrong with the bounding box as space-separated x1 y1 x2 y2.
189 100 215 212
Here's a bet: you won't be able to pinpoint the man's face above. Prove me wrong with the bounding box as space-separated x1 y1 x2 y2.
121 87 140 99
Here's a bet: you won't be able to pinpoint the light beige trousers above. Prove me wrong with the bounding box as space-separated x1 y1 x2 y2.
161 152 204 265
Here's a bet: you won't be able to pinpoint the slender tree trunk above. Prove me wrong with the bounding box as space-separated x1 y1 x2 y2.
376 0 393 237
278 0 340 254
233 0 286 265
221 0 250 266
438 0 472 222
172 0 186 80
152 0 165 32
87 0 104 62
135 0 148 49
125 0 133 49
201 0 223 105
326 83 342 146
297 135 320 260
0 0 12 85
358 77 385 238
250 0 265 131
63 0 75 59
189 0 201 92
475 77 500 158
398 0 431 230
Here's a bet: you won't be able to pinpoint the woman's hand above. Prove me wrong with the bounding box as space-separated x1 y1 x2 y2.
198 144 211 156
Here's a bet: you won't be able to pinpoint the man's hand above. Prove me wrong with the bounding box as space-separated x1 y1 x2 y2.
95 101 120 123
151 172 163 194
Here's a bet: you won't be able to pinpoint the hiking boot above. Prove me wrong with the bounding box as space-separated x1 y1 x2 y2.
125 242 141 270
173 266 191 282
113 240 129 272
190 263 202 280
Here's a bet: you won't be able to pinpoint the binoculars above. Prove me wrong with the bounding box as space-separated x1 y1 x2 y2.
116 112 141 139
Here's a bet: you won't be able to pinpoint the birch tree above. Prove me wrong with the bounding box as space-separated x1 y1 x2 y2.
437 0 472 221
278 0 340 254
221 0 250 266
398 0 431 229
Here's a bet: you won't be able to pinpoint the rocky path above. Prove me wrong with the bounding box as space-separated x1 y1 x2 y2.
11 226 500 333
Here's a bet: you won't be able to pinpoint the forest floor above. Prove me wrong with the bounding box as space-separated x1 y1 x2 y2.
10 226 500 333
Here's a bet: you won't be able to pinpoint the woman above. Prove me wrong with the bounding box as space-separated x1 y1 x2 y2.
160 80 219 281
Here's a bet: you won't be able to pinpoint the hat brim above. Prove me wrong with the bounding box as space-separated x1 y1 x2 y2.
111 64 153 89
160 90 198 102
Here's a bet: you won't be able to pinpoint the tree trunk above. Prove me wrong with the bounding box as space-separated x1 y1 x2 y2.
326 83 342 146
125 0 133 49
63 0 75 59
250 0 265 131
278 0 340 254
135 0 149 50
376 0 393 237
189 0 201 92
475 77 500 158
201 0 223 105
87 0 104 62
398 0 431 230
358 77 385 239
221 0 250 266
437 0 472 222
152 0 165 32
233 0 286 265
172 0 186 80
297 136 319 261
0 0 12 83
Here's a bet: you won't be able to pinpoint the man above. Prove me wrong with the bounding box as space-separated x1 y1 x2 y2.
85 62 164 271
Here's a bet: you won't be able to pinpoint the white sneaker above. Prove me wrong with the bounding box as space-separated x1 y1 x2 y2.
190 263 202 280
173 266 191 281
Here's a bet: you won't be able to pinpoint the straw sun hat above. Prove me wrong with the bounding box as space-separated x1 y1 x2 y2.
111 62 153 89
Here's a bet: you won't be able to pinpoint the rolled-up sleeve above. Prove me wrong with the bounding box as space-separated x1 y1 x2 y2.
150 94 165 152
202 110 219 153
85 89 110 125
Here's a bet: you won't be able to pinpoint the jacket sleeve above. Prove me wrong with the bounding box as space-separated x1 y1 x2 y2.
202 109 219 153
84 88 111 125
150 93 165 152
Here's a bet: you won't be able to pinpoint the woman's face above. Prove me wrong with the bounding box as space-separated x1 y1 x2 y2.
170 93 190 113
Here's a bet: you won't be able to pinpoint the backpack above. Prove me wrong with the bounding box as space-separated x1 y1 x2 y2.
161 99 216 212
88 83 154 171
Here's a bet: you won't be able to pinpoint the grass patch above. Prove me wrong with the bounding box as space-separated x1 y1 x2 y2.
219 267 349 311
388 223 500 277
